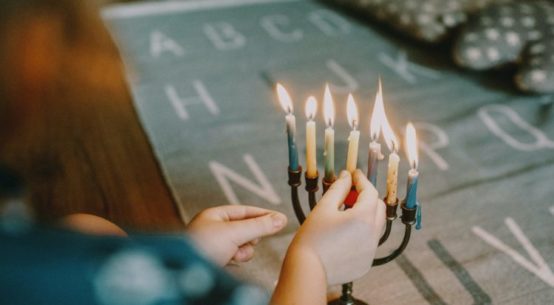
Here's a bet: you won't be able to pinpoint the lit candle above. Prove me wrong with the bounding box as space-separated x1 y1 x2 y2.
323 85 335 181
404 123 419 209
367 80 384 186
382 110 399 205
277 83 299 171
305 96 318 178
345 94 359 174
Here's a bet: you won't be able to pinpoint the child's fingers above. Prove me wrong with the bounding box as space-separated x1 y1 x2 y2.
204 205 274 222
351 170 378 214
319 170 352 210
229 212 287 246
232 244 255 262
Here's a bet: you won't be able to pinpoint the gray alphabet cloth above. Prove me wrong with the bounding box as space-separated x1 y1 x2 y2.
104 0 554 304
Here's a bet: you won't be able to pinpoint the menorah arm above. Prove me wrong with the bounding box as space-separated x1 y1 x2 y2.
372 204 416 266
308 192 317 210
372 224 411 266
305 173 319 210
291 186 306 224
378 219 393 246
288 166 306 224
378 203 397 246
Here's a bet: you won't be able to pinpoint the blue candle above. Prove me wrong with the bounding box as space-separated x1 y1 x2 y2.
405 169 418 209
404 123 419 209
277 84 299 171
286 113 299 171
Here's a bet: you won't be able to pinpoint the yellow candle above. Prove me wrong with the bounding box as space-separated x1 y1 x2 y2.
345 94 359 174
305 96 318 178
323 85 335 181
385 151 399 204
381 87 400 205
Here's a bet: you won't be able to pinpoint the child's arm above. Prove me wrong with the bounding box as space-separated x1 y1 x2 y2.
271 169 385 305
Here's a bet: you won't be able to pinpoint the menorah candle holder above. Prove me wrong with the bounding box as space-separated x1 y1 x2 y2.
287 166 419 305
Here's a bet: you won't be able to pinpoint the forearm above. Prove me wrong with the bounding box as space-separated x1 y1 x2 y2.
271 246 327 305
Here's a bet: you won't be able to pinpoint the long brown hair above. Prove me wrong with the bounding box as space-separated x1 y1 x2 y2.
0 0 137 223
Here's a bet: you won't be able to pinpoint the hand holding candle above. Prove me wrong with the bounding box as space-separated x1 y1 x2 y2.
323 85 335 182
345 94 360 174
404 123 419 209
277 83 299 171
305 96 318 179
278 81 423 300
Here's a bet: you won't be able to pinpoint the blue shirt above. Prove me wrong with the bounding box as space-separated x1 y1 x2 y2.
0 222 268 305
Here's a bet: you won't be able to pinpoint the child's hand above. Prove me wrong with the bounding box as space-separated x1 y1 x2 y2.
186 205 287 266
288 169 385 285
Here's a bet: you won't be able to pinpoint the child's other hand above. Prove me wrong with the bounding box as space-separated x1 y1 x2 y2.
186 205 287 266
288 169 385 285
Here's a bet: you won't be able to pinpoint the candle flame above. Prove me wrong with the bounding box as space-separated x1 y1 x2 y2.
323 84 335 127
370 79 384 140
381 112 399 152
276 83 293 114
406 123 418 169
346 94 358 130
305 96 317 120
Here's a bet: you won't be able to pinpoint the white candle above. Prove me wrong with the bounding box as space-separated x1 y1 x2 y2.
345 94 359 174
305 96 318 178
367 79 385 185
368 141 381 185
323 85 335 181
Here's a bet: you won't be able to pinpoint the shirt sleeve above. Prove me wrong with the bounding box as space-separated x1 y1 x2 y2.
0 224 269 305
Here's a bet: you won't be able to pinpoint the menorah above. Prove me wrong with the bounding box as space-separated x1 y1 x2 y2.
287 166 419 305
277 81 422 304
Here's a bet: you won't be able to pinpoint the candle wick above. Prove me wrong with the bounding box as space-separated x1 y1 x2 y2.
286 105 293 115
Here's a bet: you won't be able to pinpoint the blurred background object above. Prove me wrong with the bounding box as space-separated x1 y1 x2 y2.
0 0 182 231
327 0 554 93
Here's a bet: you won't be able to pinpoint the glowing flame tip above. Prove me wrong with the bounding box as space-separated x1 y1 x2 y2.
305 96 317 120
323 87 335 127
370 87 384 139
406 122 418 169
381 115 398 152
346 94 359 129
276 83 293 114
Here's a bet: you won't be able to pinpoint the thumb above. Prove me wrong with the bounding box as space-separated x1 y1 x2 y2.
228 212 287 246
